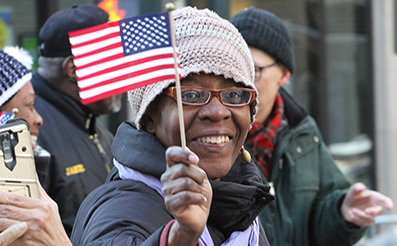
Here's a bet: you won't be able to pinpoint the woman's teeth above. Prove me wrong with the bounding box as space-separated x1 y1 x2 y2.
197 136 230 144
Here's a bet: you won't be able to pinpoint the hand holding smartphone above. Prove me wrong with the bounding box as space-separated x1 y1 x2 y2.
0 119 39 198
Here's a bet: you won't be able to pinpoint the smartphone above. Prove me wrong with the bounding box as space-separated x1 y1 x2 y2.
0 119 40 198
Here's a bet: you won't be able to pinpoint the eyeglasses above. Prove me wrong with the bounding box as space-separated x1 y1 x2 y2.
254 63 277 82
165 86 256 107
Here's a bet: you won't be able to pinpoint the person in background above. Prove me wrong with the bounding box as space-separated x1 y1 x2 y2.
0 47 49 184
231 7 394 246
32 4 122 236
4 46 51 174
0 48 70 246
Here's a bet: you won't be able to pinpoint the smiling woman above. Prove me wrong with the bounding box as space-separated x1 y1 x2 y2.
71 6 274 246
0 6 274 246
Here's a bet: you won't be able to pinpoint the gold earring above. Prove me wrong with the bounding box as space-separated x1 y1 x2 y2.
12 108 19 116
241 146 251 162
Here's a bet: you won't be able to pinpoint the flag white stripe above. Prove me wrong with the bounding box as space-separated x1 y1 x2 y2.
78 57 176 88
73 47 123 68
75 47 175 77
71 36 121 57
79 68 177 99
69 26 120 45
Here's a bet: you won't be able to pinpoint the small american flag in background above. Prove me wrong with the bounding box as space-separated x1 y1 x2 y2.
69 12 180 104
0 111 13 125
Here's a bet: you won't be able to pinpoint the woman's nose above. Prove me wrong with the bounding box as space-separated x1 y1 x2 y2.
34 109 43 127
197 97 231 122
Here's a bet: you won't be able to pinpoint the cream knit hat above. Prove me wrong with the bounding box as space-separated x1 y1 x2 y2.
128 6 257 129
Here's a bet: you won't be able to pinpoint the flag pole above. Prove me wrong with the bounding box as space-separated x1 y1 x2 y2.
166 3 186 149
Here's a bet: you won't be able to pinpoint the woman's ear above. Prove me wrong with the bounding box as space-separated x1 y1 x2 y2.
141 94 166 134
279 66 291 87
145 121 155 134
141 105 157 134
62 56 77 80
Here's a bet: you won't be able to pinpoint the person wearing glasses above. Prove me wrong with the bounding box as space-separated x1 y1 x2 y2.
70 6 274 245
0 7 273 246
231 7 393 246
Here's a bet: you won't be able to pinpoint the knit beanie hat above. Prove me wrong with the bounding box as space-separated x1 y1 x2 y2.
4 46 33 70
39 5 109 57
230 7 295 74
128 6 257 129
0 49 31 107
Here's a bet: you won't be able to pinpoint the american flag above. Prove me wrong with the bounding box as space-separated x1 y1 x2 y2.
69 12 180 104
0 111 13 125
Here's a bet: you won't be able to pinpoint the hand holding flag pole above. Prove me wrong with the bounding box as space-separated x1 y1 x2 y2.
166 3 186 149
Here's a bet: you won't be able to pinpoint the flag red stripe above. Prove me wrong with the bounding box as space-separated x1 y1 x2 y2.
79 64 175 91
80 75 178 104
69 21 119 38
75 53 125 70
73 42 123 60
76 53 174 80
71 32 121 49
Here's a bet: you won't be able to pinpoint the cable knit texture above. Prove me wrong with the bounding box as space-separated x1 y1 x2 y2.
230 7 295 74
128 7 257 129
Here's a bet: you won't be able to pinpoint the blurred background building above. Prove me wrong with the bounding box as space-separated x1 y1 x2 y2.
1 0 397 238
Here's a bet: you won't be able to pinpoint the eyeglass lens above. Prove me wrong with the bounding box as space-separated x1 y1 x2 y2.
181 88 252 106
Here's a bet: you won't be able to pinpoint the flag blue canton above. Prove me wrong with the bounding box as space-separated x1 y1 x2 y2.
0 111 13 125
119 12 172 56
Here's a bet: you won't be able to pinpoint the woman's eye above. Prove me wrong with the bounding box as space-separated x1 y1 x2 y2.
223 90 244 104
182 90 201 102
226 90 242 99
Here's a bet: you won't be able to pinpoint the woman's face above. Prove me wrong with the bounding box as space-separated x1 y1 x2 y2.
150 74 252 180
1 81 43 137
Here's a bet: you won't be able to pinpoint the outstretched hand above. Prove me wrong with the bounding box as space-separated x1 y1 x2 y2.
341 182 394 227
161 146 213 246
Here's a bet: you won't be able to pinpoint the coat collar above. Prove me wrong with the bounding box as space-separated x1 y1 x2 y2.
32 73 97 134
111 121 275 240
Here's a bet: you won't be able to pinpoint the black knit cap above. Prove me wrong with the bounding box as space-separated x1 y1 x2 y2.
39 4 109 57
0 49 31 107
230 7 295 74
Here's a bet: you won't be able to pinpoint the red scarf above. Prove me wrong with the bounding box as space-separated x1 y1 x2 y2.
245 94 284 179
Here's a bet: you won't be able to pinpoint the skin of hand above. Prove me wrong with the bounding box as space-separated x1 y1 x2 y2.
0 181 72 246
161 147 213 246
0 222 27 246
341 182 394 227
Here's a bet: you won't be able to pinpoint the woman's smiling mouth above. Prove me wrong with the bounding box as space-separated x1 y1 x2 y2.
196 135 230 144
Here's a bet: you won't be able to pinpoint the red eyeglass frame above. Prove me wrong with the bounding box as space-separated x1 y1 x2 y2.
164 86 256 107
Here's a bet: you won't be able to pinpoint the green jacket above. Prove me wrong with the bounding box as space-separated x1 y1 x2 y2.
254 89 366 246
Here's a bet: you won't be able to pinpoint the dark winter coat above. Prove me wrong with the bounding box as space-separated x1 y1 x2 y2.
255 88 366 246
32 73 114 236
71 121 273 245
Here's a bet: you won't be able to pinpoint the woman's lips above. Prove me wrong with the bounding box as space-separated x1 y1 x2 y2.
196 135 230 144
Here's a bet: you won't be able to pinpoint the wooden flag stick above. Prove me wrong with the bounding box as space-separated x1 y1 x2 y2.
166 3 186 149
